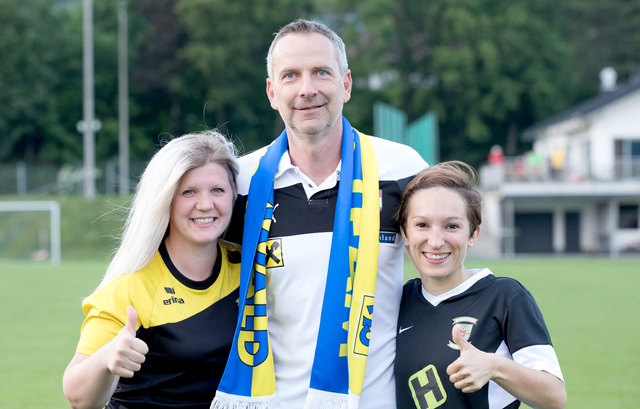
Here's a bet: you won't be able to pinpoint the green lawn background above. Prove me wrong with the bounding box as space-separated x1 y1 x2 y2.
2 257 639 408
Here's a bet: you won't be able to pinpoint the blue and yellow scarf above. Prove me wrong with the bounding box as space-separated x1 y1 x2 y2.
212 117 379 409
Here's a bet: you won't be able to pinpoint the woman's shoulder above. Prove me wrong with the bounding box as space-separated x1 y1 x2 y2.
489 274 528 291
480 273 535 305
82 251 173 329
87 253 165 302
402 277 424 296
219 240 241 264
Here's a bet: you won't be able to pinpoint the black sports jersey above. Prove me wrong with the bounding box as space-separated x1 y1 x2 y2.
395 269 563 409
78 241 240 409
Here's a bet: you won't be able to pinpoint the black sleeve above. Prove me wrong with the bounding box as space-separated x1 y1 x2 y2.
503 282 553 353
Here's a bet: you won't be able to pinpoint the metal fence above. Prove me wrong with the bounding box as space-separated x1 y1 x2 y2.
479 156 640 190
0 161 146 196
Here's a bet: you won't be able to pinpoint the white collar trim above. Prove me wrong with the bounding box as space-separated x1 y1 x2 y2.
275 150 341 199
421 268 493 307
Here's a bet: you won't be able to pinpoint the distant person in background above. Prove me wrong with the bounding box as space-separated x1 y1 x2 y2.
486 144 506 184
63 131 241 409
526 150 544 181
550 148 566 180
487 145 505 166
394 161 566 409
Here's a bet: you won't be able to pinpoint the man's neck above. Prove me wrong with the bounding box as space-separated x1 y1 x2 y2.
287 129 342 186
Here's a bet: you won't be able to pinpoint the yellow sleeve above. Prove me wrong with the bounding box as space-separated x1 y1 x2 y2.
76 275 136 355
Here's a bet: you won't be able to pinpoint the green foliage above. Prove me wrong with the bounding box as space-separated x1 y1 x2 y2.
92 1 121 163
174 0 317 152
128 0 190 147
340 0 577 165
0 0 82 163
561 0 640 97
1 0 638 169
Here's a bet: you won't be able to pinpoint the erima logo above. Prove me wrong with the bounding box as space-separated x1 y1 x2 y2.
163 287 184 305
163 296 185 305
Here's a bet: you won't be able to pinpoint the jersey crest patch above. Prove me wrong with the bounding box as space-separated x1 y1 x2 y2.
447 316 478 350
265 238 284 268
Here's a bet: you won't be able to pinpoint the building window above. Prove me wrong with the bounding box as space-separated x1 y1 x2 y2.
619 204 639 229
614 139 640 179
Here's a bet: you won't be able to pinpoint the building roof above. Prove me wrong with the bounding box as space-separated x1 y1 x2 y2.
523 76 640 140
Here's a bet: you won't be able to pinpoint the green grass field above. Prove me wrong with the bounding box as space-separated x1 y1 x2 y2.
2 257 639 409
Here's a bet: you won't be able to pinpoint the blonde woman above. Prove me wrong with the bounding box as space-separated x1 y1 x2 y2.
63 131 240 409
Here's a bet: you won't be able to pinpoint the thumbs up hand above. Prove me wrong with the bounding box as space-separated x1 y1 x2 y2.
104 306 149 378
446 324 496 393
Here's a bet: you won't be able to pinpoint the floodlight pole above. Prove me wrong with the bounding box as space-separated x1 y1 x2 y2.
79 0 100 201
118 0 130 195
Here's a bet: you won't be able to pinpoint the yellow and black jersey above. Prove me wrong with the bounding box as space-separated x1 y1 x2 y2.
77 241 240 409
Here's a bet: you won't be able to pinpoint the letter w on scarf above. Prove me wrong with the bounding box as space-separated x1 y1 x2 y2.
212 117 379 409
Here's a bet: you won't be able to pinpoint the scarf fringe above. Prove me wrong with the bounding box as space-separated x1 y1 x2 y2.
303 389 352 409
303 397 348 409
210 393 274 409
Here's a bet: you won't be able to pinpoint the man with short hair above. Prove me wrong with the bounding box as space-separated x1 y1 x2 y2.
215 19 427 409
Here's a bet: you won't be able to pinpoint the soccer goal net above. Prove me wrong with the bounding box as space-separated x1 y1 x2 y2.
0 201 61 264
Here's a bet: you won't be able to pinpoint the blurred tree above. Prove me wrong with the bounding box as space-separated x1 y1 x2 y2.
428 0 577 162
46 4 84 164
1 0 638 171
561 0 640 98
92 1 123 165
0 0 82 163
329 0 577 166
174 0 317 153
128 0 189 154
60 1 142 169
0 0 134 166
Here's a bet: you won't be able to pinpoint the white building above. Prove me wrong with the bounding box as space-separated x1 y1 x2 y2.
474 71 640 257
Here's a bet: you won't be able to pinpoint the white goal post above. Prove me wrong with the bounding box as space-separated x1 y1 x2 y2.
0 200 61 265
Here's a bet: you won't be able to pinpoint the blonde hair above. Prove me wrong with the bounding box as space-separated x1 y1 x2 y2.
97 130 238 288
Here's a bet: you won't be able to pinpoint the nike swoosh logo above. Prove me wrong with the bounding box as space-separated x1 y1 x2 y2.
399 325 413 334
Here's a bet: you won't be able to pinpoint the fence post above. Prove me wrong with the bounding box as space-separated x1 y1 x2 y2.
105 161 116 196
17 161 27 195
